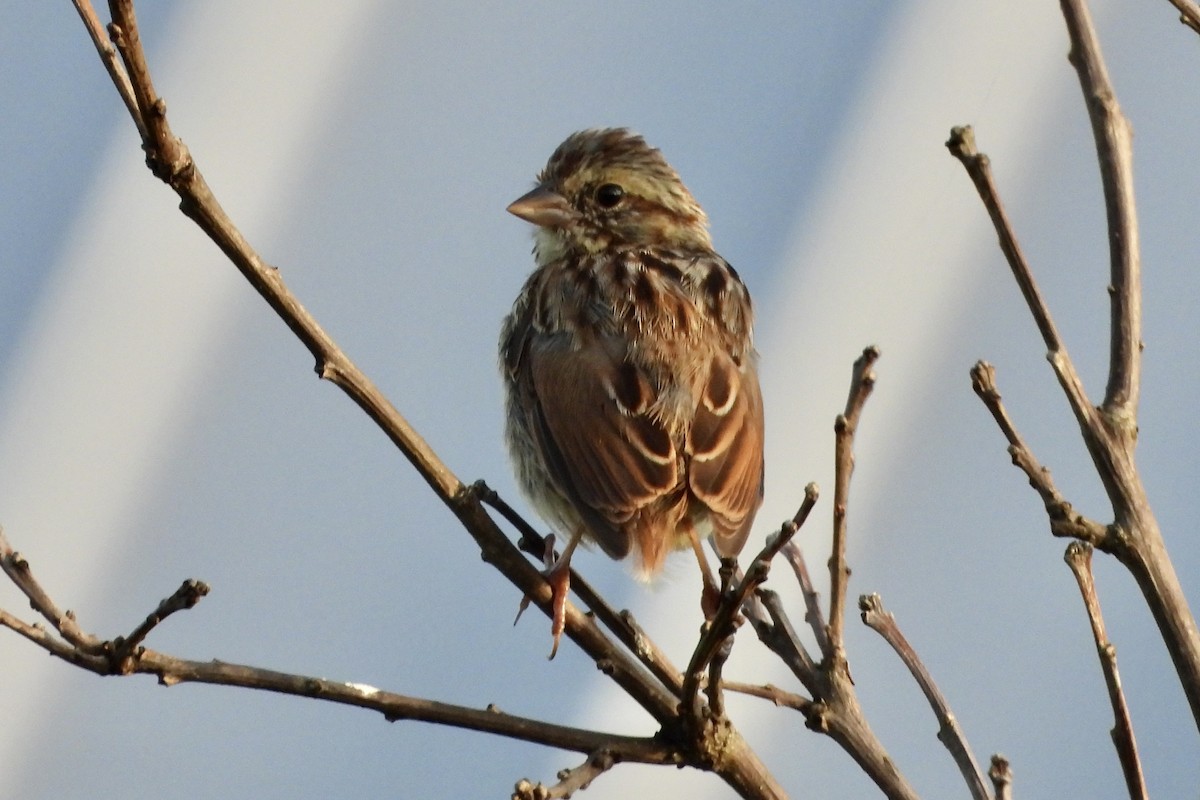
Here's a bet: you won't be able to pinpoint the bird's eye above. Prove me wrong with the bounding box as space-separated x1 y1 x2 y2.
594 183 625 208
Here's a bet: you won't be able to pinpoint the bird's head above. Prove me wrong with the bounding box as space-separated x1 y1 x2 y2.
508 128 712 265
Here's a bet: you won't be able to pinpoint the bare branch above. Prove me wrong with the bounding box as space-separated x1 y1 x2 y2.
1021 0 1200 732
91 0 461 512
945 126 1096 435
1064 543 1147 800
952 0 1200 737
0 528 102 652
514 751 618 800
860 594 989 800
1163 0 1200 34
969 363 1110 547
0 554 679 782
722 681 813 714
71 0 142 137
1060 0 1142 420
680 486 820 732
0 607 110 671
827 345 878 656
139 654 676 761
105 0 188 185
0 532 677 765
779 542 829 655
751 589 820 686
684 485 820 712
704 602 736 720
944 126 1062 353
109 579 210 671
743 350 919 800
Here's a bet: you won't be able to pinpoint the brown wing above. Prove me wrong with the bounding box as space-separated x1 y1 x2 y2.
686 353 764 558
523 333 680 559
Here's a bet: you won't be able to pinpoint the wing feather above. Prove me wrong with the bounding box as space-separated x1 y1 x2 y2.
524 334 679 558
687 354 764 557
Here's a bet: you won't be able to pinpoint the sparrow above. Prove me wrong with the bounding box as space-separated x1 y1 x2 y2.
501 128 764 657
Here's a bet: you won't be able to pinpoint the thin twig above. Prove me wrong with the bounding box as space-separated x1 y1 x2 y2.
780 541 830 655
96 0 463 532
989 755 1013 800
945 126 1097 435
750 589 819 686
0 528 102 652
59 628 678 764
827 346 878 656
740 349 918 800
1163 0 1200 33
71 0 143 138
161 655 679 761
514 751 618 800
0 532 679 766
1060 0 1142 420
705 614 736 719
969 362 1110 547
860 594 989 800
945 124 1063 351
109 579 210 670
148 655 673 759
105 0 184 183
682 487 820 722
1064 543 1147 800
722 681 813 713
951 0 1200 731
0 608 110 671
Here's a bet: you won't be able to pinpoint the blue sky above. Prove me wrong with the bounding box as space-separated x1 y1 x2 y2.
2 2 1199 797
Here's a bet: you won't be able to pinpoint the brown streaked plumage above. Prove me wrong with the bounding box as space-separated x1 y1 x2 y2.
501 128 764 656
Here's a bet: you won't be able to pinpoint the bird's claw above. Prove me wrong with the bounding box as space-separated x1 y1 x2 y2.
512 534 570 658
545 564 570 659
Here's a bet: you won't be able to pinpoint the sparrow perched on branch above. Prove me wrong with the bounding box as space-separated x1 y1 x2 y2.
501 128 764 657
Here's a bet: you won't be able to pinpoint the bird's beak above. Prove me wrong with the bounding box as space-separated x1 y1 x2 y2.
507 185 578 229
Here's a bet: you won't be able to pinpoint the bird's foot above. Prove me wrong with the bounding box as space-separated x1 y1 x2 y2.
513 534 571 659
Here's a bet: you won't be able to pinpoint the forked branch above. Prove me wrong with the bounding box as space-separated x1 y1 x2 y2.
944 126 1093 432
968 362 1110 548
949 0 1200 735
682 484 819 722
746 347 924 800
0 529 676 766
